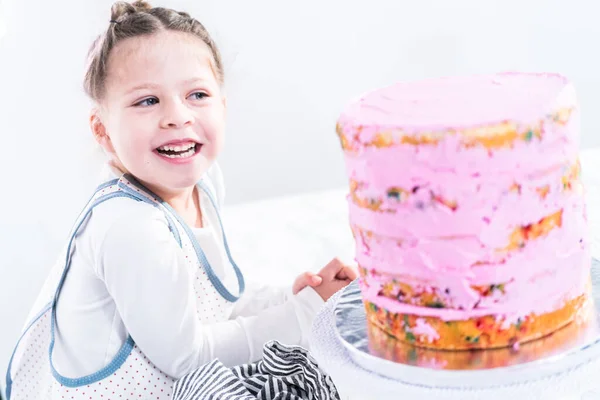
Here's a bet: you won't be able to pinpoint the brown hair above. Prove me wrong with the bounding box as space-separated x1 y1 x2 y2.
83 0 224 102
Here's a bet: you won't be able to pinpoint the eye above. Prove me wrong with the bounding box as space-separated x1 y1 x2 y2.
134 97 159 107
189 91 208 101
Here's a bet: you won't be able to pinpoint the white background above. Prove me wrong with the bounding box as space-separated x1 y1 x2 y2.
1 0 599 390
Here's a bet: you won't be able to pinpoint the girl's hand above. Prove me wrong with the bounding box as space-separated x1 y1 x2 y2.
292 272 323 294
313 258 358 301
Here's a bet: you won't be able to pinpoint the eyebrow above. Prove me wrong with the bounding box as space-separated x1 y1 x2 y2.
123 78 210 96
181 77 210 87
124 83 159 95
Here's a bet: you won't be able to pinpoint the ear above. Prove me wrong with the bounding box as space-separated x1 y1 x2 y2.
90 109 116 155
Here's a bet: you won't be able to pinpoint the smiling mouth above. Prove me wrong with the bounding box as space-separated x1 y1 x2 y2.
155 143 201 159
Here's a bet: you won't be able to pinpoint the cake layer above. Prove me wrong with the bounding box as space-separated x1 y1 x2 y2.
337 107 575 152
355 196 589 318
364 288 589 350
359 244 589 322
337 72 576 142
353 208 566 262
340 127 578 181
347 160 581 241
348 174 583 244
359 243 589 318
367 301 591 368
353 196 586 280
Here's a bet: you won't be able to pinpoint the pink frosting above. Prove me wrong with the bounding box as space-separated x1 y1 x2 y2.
339 72 590 323
338 72 575 132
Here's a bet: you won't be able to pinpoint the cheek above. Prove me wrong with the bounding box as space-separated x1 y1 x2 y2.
209 123 225 155
202 109 226 145
110 124 151 162
110 129 134 153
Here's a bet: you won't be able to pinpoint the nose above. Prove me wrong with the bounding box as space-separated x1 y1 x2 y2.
160 98 195 129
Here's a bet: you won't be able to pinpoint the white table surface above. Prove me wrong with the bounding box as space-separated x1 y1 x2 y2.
219 147 600 400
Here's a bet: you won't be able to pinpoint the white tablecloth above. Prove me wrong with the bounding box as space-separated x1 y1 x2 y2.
219 147 600 400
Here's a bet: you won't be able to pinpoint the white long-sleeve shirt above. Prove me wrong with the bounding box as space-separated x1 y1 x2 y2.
52 163 324 379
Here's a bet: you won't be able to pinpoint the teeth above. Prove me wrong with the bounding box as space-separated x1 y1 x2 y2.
158 143 196 152
160 146 196 159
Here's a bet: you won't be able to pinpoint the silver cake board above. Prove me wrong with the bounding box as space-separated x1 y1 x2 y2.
334 258 600 389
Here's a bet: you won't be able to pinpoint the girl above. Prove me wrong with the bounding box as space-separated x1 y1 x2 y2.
5 1 356 399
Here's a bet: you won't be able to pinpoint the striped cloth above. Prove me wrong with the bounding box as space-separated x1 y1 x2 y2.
172 341 341 400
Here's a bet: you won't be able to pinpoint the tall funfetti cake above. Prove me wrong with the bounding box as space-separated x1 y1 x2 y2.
337 72 591 350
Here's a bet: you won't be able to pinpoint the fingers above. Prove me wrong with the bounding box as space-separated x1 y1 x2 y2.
298 258 357 300
314 276 355 301
335 265 358 281
320 258 358 282
318 258 345 280
348 266 358 280
310 274 323 286
292 272 323 294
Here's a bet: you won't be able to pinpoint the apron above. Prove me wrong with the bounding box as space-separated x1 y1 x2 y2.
5 173 245 400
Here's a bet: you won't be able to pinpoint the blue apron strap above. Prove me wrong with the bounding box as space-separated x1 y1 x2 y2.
119 174 246 302
5 179 122 396
198 180 246 301
64 179 120 238
49 190 143 387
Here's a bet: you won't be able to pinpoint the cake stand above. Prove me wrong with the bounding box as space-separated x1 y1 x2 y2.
309 260 600 400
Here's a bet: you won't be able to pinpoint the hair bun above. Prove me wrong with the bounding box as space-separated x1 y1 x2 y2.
110 1 152 22
131 1 152 12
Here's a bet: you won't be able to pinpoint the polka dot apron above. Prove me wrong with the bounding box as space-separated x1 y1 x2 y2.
5 173 245 400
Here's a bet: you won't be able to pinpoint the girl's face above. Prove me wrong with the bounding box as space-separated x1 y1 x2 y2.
93 30 226 195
